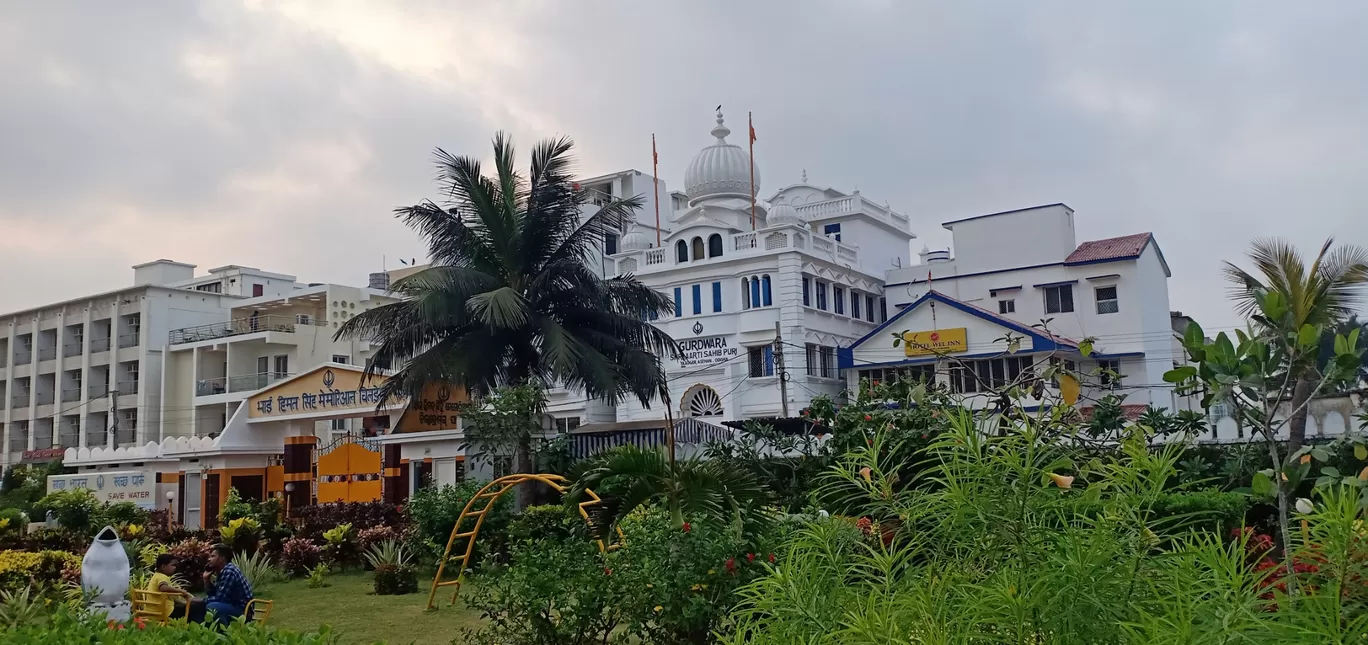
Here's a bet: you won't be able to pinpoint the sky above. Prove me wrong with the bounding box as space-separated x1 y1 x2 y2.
2 1 1366 330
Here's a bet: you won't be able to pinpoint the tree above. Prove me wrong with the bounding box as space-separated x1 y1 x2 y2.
337 134 679 486
1318 316 1368 391
1223 237 1368 452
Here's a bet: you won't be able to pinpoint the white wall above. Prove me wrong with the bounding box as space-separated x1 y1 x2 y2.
944 205 1076 275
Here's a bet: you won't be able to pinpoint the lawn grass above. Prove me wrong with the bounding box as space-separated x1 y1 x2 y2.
261 570 484 645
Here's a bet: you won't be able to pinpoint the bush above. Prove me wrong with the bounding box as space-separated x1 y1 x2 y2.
321 523 358 570
220 488 254 523
6 604 338 642
167 538 213 591
0 508 29 536
357 525 398 560
0 549 80 594
278 538 321 577
0 528 88 554
372 564 419 595
32 489 100 534
291 501 404 542
99 502 150 528
219 517 263 555
506 504 578 544
407 481 513 563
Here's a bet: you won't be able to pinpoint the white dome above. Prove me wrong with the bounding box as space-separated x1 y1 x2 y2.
683 110 760 200
766 196 804 227
621 229 652 251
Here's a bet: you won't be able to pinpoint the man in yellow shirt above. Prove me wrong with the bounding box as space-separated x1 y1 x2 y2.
145 554 194 619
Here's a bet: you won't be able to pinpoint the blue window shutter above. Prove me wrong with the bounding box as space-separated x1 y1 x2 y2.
692 284 702 315
802 277 811 307
750 278 761 308
762 275 772 306
674 287 682 317
712 282 722 312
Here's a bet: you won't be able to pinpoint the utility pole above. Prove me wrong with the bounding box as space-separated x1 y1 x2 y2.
660 384 676 470
107 388 118 448
774 322 790 417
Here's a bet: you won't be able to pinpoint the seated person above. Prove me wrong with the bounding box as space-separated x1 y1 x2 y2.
145 554 194 618
195 543 255 626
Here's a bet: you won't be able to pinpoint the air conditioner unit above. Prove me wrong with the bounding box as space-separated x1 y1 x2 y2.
296 314 313 325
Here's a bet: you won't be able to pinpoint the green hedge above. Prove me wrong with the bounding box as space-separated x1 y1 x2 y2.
5 608 336 643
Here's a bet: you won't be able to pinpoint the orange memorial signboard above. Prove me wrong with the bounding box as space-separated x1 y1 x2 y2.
395 382 468 433
902 328 969 357
247 366 392 419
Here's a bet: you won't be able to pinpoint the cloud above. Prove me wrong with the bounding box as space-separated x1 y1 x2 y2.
1 0 1366 332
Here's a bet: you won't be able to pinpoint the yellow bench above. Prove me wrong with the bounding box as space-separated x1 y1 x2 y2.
131 590 274 626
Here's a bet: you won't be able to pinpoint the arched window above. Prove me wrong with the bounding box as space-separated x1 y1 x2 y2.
691 237 705 261
750 276 761 309
681 384 725 417
707 234 723 258
741 278 751 309
761 275 772 307
675 240 688 263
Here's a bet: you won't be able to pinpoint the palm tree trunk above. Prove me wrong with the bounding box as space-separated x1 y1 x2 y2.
1286 378 1316 453
515 431 534 509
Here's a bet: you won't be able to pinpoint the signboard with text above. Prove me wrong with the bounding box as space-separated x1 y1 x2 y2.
902 328 969 357
394 382 470 433
676 335 739 369
47 470 156 509
248 366 391 419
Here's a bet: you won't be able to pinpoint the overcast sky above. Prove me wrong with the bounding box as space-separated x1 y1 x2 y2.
2 1 1366 331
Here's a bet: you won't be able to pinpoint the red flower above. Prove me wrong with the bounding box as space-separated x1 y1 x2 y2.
682 522 691 533
746 552 755 562
604 568 612 576
768 553 776 563
864 415 872 421
801 409 808 416
872 380 880 386
725 558 737 573
920 433 927 439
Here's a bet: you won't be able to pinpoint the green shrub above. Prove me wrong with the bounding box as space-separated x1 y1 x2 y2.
6 603 338 642
372 563 419 595
32 489 100 534
98 501 150 527
407 481 513 563
506 504 577 543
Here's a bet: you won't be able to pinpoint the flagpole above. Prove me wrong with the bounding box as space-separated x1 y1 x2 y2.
652 134 661 248
748 111 756 231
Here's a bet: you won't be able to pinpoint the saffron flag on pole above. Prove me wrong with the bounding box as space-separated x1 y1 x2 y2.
652 134 661 247
748 111 757 230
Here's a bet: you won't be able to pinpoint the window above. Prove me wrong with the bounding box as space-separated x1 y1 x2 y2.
816 282 828 311
833 287 845 315
851 292 861 319
554 417 582 433
750 277 761 309
1044 284 1075 314
604 233 618 255
257 356 269 376
761 275 772 307
819 346 836 378
866 295 875 322
1095 286 1119 314
673 287 682 317
748 346 775 378
823 223 842 242
805 343 818 376
711 282 722 312
681 385 725 417
331 354 350 365
252 284 264 297
998 299 1016 314
691 237 705 260
950 355 1036 393
691 284 702 315
858 365 936 384
707 234 723 258
879 298 887 322
273 355 289 377
196 282 222 293
124 361 140 382
802 277 811 307
331 418 347 432
675 240 688 263
126 314 141 335
1098 360 1122 389
741 278 751 309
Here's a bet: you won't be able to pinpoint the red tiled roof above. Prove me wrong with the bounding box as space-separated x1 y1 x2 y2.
1064 232 1152 264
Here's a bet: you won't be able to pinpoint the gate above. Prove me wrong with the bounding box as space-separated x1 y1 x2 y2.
315 434 383 503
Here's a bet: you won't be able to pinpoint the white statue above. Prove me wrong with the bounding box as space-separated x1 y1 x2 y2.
82 526 131 621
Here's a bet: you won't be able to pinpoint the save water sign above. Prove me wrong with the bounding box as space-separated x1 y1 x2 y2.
676 335 738 369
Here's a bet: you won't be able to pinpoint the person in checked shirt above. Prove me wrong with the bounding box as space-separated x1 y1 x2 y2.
195 543 255 626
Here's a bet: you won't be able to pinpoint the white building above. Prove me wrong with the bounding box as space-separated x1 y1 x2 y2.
0 260 304 468
844 203 1190 418
552 109 917 433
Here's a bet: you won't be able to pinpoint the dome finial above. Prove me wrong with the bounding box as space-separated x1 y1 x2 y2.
801 169 808 183
711 107 730 142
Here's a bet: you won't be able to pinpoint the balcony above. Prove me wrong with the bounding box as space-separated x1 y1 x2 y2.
88 384 109 398
37 347 56 361
116 381 139 395
13 351 31 365
90 338 111 353
61 388 81 402
11 396 29 409
35 392 54 405
169 314 325 345
63 342 83 357
196 372 293 396
117 333 140 349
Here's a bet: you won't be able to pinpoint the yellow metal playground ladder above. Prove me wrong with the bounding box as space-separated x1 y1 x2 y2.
425 473 623 610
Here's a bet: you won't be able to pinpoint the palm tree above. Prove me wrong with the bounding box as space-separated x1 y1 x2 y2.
337 134 678 479
568 444 773 535
1223 237 1368 451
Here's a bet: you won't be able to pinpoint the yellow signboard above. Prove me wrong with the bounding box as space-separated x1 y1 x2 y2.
902 328 969 357
247 366 390 419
